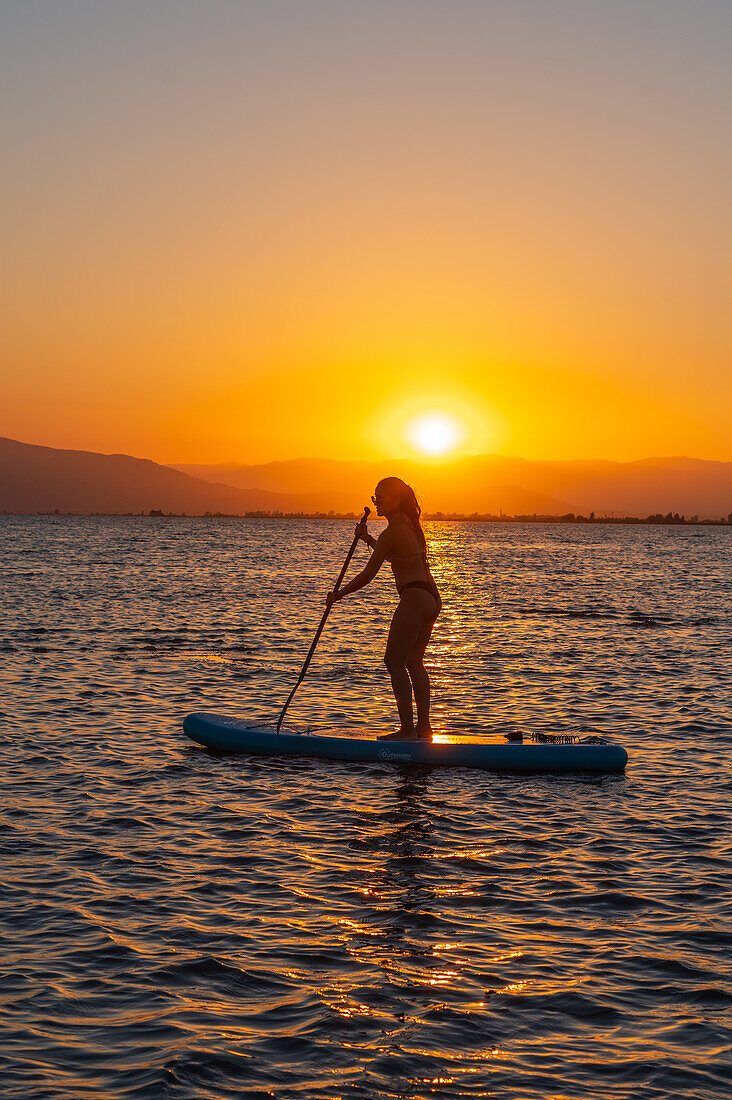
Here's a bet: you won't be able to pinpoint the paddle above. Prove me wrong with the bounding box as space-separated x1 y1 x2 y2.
275 506 371 734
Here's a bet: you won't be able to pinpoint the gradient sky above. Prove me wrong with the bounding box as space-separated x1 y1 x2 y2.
2 1 730 464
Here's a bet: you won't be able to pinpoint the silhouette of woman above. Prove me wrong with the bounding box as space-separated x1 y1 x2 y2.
326 478 441 740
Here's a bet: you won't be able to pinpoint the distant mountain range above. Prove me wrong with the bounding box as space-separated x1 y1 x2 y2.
0 437 345 515
1 436 730 518
174 454 732 519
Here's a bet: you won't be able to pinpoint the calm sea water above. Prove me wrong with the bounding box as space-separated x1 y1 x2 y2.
1 516 731 1100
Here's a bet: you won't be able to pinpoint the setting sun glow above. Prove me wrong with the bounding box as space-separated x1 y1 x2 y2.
1 5 729 467
408 414 462 457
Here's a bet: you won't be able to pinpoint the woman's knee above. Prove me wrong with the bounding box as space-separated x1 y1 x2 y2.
384 647 407 674
406 657 426 676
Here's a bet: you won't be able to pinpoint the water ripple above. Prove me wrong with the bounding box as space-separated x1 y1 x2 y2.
1 516 731 1099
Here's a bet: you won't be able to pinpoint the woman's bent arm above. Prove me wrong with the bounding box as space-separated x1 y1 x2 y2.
329 532 389 601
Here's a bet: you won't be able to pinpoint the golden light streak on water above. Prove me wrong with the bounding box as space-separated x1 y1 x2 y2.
2 516 730 1098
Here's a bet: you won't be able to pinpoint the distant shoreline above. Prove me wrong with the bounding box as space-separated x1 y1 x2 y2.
3 511 731 526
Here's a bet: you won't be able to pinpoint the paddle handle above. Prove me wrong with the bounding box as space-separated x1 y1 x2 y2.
276 507 370 733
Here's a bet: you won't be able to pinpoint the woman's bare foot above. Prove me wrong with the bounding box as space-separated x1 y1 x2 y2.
378 728 417 741
415 724 434 740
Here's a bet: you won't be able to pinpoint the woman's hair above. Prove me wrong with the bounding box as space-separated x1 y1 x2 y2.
377 477 427 551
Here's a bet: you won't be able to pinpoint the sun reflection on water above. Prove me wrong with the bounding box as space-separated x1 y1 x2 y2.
3 516 730 1098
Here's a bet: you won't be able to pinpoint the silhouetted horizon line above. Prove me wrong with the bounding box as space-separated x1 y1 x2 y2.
3 509 731 527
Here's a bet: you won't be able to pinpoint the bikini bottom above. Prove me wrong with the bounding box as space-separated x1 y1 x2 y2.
398 581 442 615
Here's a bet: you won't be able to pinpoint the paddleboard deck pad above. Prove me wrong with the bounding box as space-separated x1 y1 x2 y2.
183 713 628 772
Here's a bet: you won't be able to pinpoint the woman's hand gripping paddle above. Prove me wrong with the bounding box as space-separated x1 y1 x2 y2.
275 507 370 734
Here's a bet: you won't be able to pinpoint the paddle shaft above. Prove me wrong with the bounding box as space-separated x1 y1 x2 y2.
276 506 370 733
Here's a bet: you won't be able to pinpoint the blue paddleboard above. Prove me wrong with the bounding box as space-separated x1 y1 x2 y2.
183 713 628 773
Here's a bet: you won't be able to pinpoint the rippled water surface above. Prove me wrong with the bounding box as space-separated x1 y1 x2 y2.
1 516 731 1099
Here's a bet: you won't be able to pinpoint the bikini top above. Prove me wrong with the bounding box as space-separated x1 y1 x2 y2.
389 514 428 563
391 548 427 563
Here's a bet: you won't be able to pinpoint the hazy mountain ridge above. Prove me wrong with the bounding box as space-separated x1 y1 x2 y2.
0 437 352 514
173 454 732 518
2 437 730 516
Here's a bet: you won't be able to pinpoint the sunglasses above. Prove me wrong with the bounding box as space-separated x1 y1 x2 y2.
371 494 390 505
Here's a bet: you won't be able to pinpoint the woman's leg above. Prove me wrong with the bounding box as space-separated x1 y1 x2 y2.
383 591 435 736
407 614 438 736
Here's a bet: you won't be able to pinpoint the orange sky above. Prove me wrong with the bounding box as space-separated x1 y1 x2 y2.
2 3 731 464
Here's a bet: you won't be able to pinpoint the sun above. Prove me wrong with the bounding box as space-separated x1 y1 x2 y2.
408 413 462 457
